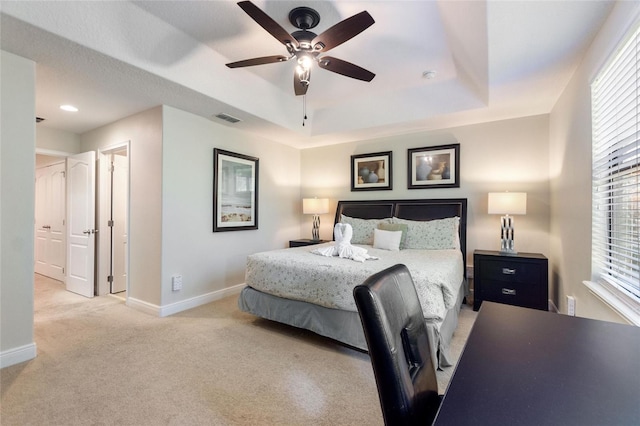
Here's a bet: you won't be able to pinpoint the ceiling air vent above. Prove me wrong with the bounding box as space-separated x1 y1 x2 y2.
36 117 45 123
214 113 241 124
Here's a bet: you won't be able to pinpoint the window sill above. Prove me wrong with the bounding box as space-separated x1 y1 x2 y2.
583 281 640 326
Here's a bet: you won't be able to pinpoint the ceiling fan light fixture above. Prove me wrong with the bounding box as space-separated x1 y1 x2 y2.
297 55 314 71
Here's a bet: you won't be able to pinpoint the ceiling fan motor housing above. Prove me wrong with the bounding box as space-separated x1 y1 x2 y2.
289 7 321 30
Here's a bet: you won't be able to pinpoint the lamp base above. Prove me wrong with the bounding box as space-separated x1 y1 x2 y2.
499 248 518 256
311 214 320 241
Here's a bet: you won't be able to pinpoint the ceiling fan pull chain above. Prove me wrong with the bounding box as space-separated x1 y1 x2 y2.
303 95 307 126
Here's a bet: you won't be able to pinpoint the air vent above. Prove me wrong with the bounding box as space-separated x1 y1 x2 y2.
36 117 45 123
214 113 241 124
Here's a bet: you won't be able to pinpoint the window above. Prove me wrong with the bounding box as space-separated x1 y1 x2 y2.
590 23 640 324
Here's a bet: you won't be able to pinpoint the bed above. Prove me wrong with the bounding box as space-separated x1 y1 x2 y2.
238 198 468 369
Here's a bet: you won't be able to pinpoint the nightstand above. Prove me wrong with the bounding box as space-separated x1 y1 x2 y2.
473 250 548 311
289 239 330 248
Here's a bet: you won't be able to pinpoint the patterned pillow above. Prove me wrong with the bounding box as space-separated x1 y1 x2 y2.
377 222 409 249
340 215 391 245
391 217 460 250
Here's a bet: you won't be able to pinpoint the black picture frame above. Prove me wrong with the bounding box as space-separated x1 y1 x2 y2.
351 151 393 191
213 148 259 232
407 144 460 189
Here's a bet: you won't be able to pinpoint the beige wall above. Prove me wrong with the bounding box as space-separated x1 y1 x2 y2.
160 106 302 308
301 115 551 272
36 126 81 154
549 1 640 323
0 51 36 367
81 107 163 306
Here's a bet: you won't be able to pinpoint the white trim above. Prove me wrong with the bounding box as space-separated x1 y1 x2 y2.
126 297 161 316
159 284 245 317
583 280 640 326
0 343 37 369
35 148 72 157
127 284 245 317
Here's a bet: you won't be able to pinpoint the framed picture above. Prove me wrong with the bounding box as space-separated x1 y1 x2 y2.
351 151 393 191
213 148 259 232
407 144 460 189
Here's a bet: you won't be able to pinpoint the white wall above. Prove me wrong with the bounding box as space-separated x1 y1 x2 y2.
160 106 301 309
81 107 163 306
0 51 37 367
549 1 640 323
301 115 551 270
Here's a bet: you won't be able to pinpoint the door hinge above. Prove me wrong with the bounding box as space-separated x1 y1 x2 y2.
107 275 114 283
109 162 115 173
62 171 66 178
63 267 65 275
108 220 114 227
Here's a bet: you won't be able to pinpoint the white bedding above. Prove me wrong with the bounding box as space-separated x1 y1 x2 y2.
245 243 463 321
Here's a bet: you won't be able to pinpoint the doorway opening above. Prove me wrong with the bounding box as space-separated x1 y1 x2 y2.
97 143 130 298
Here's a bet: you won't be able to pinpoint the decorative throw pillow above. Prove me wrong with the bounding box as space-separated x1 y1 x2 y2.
340 215 391 245
377 222 409 249
392 217 460 250
373 229 403 251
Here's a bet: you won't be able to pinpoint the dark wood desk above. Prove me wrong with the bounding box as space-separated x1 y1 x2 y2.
434 302 640 425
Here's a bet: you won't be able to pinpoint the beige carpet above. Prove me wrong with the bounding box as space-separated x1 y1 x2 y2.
1 275 476 425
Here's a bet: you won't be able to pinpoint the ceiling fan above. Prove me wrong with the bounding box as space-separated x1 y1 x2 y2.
226 1 375 96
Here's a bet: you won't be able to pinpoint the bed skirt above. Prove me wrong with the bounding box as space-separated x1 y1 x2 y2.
238 279 467 369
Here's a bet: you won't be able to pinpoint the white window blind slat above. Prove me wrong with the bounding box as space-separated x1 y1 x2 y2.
591 24 640 307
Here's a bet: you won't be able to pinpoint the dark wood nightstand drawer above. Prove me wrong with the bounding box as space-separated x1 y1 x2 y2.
480 280 540 308
478 259 541 284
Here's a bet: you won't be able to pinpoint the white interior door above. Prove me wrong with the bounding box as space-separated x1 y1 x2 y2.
66 151 96 297
111 153 128 293
35 162 66 281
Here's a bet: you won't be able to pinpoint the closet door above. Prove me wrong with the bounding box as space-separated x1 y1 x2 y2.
34 162 66 281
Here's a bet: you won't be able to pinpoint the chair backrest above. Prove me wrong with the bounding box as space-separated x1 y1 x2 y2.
354 264 440 426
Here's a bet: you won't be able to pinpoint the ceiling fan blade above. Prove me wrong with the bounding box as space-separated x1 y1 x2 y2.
317 57 375 82
238 1 298 48
226 55 290 68
294 72 309 96
312 11 374 52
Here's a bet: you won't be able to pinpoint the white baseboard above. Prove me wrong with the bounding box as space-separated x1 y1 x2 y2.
0 342 37 369
127 284 245 317
548 299 559 313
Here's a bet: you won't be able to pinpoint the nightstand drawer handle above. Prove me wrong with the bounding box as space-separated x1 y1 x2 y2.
502 288 517 296
502 268 516 275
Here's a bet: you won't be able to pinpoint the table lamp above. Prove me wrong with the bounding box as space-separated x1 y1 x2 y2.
488 192 527 255
303 198 329 241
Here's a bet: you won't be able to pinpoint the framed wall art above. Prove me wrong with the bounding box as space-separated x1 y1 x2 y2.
213 148 259 232
407 144 460 189
351 151 393 191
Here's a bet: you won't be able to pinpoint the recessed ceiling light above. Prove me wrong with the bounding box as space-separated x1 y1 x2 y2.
60 104 78 112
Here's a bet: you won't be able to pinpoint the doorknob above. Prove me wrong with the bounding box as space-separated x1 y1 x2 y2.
83 229 99 234
42 225 51 229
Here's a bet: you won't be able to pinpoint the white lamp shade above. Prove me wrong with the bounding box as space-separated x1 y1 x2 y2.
488 192 527 215
303 198 329 215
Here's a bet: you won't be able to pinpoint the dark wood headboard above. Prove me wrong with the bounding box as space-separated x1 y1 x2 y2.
334 198 468 271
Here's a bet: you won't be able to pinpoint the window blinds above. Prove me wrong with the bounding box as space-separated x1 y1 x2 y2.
591 24 640 302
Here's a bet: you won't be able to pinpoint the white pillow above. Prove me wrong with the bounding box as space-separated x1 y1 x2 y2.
373 229 403 251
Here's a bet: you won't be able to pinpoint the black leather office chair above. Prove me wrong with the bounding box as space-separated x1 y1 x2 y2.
354 264 441 426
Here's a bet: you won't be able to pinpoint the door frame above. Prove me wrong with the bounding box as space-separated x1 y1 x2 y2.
97 141 131 297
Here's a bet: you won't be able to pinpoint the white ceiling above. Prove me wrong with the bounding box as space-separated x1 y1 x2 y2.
0 0 614 149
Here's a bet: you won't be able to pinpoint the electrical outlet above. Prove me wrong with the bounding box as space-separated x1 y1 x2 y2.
172 275 183 291
567 295 576 316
